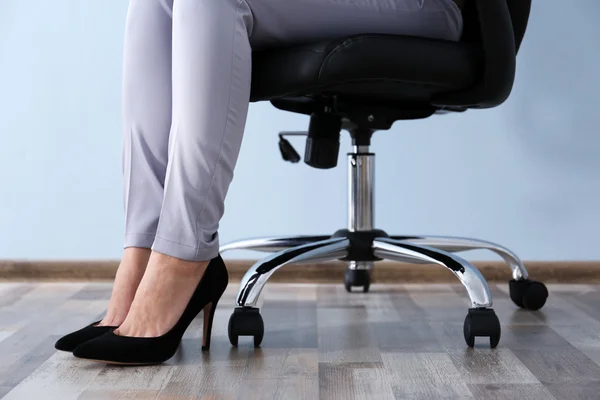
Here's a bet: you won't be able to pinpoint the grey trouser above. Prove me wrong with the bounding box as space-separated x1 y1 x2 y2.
122 0 463 261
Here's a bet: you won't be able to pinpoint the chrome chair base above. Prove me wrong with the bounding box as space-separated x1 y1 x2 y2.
221 230 548 349
222 145 548 349
222 231 542 308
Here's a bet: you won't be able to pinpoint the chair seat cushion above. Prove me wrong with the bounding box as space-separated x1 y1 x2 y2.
250 34 483 105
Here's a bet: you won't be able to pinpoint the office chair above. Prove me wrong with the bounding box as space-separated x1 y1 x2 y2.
221 0 548 349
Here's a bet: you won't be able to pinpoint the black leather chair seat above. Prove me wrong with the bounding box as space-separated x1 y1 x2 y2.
250 34 483 105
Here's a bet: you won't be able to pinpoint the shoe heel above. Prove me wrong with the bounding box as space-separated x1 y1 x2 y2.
201 299 220 351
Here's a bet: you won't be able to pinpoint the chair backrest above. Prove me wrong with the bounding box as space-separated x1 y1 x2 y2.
461 0 531 53
433 0 532 110
507 0 533 53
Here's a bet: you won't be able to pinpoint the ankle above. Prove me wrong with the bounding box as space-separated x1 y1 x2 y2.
123 247 152 266
114 249 150 288
150 251 210 276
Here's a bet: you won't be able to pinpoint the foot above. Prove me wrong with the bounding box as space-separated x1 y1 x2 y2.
99 247 151 327
114 251 210 338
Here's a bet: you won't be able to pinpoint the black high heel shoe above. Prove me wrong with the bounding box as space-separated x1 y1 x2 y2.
73 255 229 365
55 322 118 352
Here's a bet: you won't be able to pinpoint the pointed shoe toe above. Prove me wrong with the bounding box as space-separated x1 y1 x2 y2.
73 330 180 365
55 322 117 352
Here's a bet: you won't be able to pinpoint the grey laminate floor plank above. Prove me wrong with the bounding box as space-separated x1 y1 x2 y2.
542 381 600 400
512 348 600 399
0 284 87 391
260 300 318 349
2 352 105 400
0 389 9 400
319 362 394 400
382 352 473 399
0 283 79 330
316 305 382 364
409 284 503 355
0 284 36 311
533 292 600 371
447 348 540 385
0 331 14 343
156 341 248 399
467 383 556 400
511 348 600 385
368 287 443 353
568 286 600 323
84 363 174 393
407 284 468 323
585 349 600 369
239 348 319 400
2 283 600 400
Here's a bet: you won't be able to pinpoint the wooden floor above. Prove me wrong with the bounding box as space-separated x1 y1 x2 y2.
1 283 600 400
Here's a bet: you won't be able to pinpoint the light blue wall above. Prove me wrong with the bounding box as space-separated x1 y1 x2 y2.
1 1 599 261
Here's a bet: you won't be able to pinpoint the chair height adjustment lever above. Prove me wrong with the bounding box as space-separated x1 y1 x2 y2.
277 132 307 164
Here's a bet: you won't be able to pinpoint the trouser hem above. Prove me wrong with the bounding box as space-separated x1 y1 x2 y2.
124 233 156 249
152 236 220 262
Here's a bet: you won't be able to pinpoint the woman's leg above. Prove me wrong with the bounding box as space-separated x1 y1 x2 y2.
115 0 254 338
152 0 254 262
101 0 174 326
117 0 461 337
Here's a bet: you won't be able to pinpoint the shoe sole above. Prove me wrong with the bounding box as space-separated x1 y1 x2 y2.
78 358 162 366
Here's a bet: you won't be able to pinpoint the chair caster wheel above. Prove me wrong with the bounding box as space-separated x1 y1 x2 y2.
344 268 370 293
509 279 548 311
463 308 501 348
228 307 264 347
